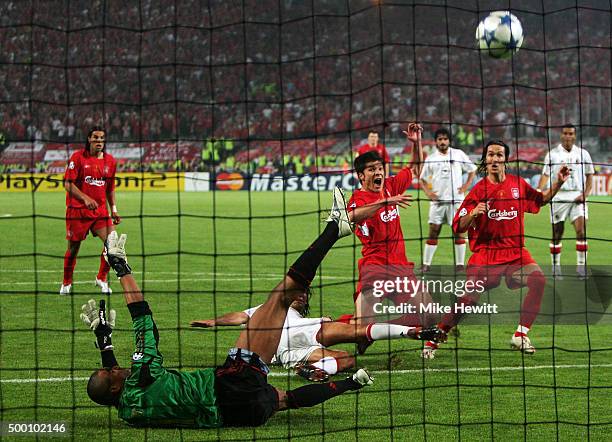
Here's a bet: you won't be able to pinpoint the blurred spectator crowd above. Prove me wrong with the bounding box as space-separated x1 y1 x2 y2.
1 0 610 173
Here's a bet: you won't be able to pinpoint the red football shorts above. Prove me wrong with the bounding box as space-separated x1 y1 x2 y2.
467 248 537 290
66 207 112 241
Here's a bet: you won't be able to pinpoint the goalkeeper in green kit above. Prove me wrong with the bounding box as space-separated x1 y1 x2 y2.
81 189 383 428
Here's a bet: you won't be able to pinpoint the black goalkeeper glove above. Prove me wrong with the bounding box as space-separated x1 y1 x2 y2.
81 299 116 351
104 231 132 278
416 326 447 343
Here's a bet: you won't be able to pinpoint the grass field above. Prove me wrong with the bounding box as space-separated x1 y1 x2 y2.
0 190 611 441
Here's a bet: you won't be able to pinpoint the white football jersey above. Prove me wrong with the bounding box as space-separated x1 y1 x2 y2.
420 147 476 203
542 144 594 198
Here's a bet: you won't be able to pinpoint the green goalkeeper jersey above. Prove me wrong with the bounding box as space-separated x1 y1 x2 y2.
118 313 222 428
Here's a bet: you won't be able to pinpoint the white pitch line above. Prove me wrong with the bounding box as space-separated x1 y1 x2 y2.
6 277 288 285
0 269 349 280
3 363 611 384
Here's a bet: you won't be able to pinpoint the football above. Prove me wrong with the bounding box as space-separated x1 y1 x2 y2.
476 11 524 59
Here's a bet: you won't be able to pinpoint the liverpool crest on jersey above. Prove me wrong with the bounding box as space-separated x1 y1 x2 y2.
511 188 519 199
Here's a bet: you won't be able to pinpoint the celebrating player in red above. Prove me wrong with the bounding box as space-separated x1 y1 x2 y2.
348 123 424 327
421 140 570 358
60 127 120 295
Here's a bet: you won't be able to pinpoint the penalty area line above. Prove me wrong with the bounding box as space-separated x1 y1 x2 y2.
2 363 611 384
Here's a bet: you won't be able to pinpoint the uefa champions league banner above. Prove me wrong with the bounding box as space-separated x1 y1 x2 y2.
212 172 363 191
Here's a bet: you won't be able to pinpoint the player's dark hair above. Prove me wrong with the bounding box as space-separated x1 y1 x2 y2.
85 126 106 151
562 123 576 132
477 139 510 175
87 369 119 407
434 128 450 139
354 150 384 175
367 130 378 136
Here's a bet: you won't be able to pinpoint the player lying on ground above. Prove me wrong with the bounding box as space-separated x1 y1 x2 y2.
421 139 570 359
190 289 444 382
82 192 376 428
61 126 120 295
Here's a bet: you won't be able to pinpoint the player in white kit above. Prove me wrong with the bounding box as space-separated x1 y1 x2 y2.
537 124 594 279
190 292 443 382
419 128 476 273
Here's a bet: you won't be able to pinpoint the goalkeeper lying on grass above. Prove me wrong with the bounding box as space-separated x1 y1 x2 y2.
82 189 445 427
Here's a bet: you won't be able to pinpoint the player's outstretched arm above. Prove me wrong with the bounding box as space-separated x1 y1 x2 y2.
541 165 570 204
190 311 249 328
105 231 143 305
81 299 119 368
349 194 413 224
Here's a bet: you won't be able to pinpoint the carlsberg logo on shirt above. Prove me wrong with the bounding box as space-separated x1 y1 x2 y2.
487 207 518 221
380 207 399 223
85 176 106 187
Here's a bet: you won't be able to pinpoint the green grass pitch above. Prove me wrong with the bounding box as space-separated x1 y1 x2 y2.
0 191 610 441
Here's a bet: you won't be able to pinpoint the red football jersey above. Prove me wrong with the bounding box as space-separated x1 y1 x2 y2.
357 143 391 163
64 149 116 211
348 167 413 269
453 174 543 255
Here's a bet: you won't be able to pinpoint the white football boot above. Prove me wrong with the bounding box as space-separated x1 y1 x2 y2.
59 283 72 295
325 186 353 238
95 278 112 294
510 334 536 354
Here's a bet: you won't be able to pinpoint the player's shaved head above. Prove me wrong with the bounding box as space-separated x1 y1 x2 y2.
87 367 129 407
87 369 116 406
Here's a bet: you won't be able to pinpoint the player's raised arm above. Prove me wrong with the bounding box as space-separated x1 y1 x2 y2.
104 231 142 305
190 311 250 328
81 299 118 368
403 122 424 176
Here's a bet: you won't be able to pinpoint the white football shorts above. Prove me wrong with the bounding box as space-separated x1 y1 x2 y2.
550 200 588 223
272 322 323 369
428 201 462 226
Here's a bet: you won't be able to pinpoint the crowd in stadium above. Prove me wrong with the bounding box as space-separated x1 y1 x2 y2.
1 0 610 173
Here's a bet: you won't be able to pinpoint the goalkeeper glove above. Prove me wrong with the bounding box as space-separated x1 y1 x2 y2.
81 299 116 351
416 326 447 343
104 231 132 278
